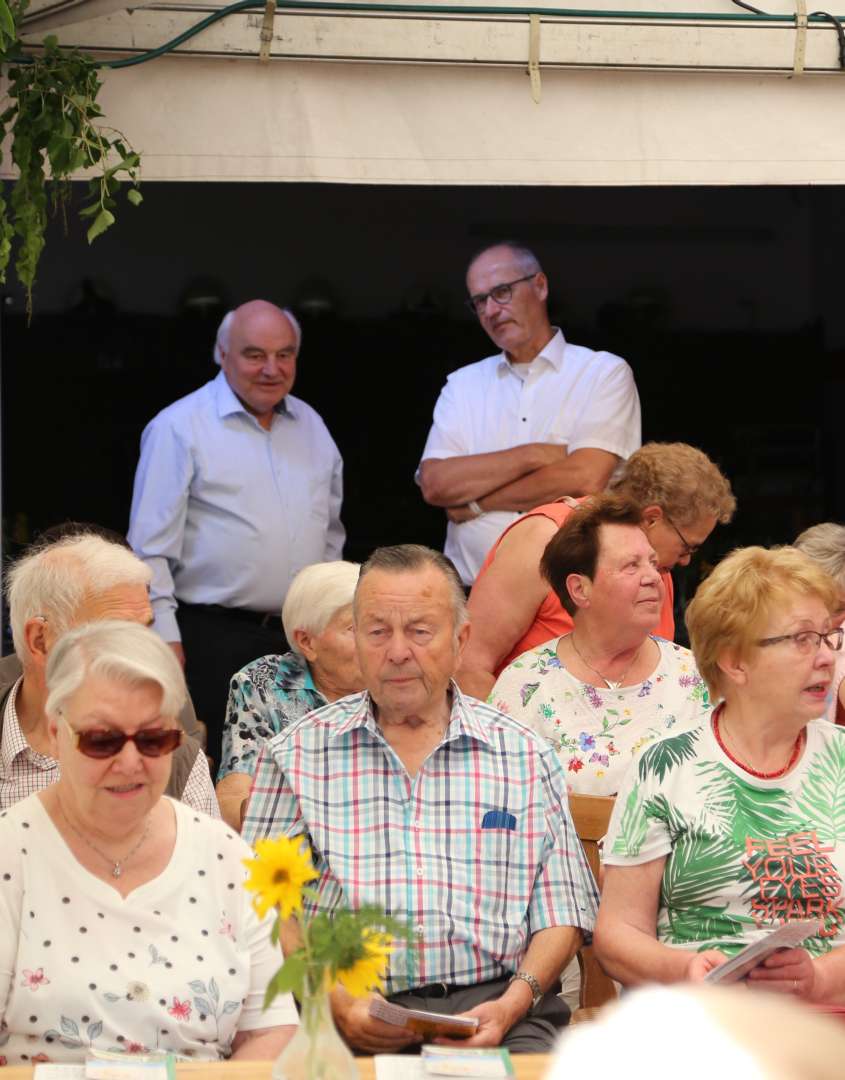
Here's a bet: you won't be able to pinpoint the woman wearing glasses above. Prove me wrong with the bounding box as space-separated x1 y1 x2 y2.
0 620 297 1066
595 546 845 999
459 442 736 700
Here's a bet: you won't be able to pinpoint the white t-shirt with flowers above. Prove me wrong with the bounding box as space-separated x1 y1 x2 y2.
0 795 297 1065
489 636 712 795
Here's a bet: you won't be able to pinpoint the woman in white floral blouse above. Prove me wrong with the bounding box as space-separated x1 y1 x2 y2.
0 621 297 1066
490 494 711 795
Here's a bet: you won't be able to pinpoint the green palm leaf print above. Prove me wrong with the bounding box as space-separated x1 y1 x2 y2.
661 904 754 948
697 762 805 845
795 736 845 844
638 730 701 784
611 783 649 857
660 827 739 915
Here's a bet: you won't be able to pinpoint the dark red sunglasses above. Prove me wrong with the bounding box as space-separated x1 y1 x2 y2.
61 714 184 759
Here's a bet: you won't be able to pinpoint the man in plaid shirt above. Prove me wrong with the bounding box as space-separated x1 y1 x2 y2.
242 544 598 1053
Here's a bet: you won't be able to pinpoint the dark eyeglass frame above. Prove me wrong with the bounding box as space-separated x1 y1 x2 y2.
465 273 538 315
664 514 700 557
756 627 845 653
60 713 184 759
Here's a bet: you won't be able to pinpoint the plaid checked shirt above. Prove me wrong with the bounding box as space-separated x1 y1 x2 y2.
242 683 598 992
0 679 220 817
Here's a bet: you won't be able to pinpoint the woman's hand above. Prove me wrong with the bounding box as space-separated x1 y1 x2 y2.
746 947 818 999
686 949 730 982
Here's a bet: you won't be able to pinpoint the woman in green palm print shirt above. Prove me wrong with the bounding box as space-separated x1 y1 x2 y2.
596 545 845 1002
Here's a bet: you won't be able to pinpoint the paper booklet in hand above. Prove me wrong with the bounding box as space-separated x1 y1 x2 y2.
369 996 480 1039
703 918 819 984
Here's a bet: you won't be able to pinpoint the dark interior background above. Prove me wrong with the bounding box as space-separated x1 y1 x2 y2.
4 181 844 639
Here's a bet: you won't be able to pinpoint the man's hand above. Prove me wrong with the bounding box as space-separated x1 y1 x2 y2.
532 442 569 467
433 999 513 1049
333 993 423 1054
446 504 479 524
168 641 186 668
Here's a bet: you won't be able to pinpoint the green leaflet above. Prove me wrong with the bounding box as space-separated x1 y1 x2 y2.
663 904 753 949
644 793 688 843
611 783 649 857
638 729 701 784
1 34 142 312
697 761 805 847
795 735 845 844
803 929 837 958
660 825 739 915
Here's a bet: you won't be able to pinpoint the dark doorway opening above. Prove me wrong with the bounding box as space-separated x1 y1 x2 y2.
5 182 843 625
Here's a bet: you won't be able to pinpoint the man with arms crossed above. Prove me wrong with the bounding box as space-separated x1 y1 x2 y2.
418 242 640 584
243 544 597 1053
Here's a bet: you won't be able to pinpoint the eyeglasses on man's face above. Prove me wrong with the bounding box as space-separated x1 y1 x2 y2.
465 273 538 316
756 627 845 655
664 515 700 557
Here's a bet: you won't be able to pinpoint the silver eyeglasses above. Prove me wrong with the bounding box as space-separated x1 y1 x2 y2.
756 627 845 654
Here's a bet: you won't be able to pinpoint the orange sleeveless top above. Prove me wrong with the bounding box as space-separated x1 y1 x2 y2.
473 500 676 676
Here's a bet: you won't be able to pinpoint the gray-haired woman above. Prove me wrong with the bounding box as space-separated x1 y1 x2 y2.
216 560 363 829
795 522 845 724
0 620 297 1066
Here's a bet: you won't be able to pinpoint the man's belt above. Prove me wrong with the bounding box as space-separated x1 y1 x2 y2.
397 976 508 1000
180 601 283 630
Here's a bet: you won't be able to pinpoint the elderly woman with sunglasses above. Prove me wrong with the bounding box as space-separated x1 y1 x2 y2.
0 620 297 1066
596 546 845 1001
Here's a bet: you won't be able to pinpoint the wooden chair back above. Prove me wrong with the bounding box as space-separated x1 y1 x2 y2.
568 792 618 1019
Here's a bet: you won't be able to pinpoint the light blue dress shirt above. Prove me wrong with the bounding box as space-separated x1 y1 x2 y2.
128 370 345 642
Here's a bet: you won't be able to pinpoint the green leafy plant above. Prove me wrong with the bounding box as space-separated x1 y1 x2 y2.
0 16 142 313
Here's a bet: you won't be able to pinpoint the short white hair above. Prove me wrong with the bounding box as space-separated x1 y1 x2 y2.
45 619 187 721
214 304 302 363
282 561 360 657
794 523 845 588
7 533 151 662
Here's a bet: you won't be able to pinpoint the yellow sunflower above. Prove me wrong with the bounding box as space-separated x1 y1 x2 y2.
335 930 393 998
242 835 318 919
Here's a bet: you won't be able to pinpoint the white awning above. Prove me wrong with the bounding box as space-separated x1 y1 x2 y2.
10 1 845 184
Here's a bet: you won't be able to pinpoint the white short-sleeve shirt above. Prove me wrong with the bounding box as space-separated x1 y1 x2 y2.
418 329 641 583
0 795 297 1064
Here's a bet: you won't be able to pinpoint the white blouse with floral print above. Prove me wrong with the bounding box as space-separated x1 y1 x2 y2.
489 636 712 796
0 795 297 1065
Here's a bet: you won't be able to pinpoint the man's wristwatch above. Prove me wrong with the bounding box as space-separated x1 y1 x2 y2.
509 971 543 1011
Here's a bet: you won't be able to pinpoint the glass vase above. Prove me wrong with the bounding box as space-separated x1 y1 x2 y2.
272 980 359 1080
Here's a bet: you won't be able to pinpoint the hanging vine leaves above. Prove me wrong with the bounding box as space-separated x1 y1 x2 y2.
0 19 142 313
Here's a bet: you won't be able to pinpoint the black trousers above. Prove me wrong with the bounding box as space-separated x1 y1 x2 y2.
176 603 287 771
387 976 569 1053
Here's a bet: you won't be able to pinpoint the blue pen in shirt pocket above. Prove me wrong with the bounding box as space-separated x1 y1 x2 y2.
481 809 517 830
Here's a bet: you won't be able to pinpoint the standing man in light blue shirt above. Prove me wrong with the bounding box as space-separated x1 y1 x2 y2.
128 300 345 762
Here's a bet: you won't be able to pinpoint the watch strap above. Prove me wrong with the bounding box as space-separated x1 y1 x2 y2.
509 970 543 1010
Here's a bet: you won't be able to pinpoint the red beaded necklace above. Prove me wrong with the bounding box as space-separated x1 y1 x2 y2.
712 704 804 780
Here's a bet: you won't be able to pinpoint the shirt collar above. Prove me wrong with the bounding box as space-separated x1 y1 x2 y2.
0 678 57 778
213 369 295 421
329 681 492 747
496 327 566 376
